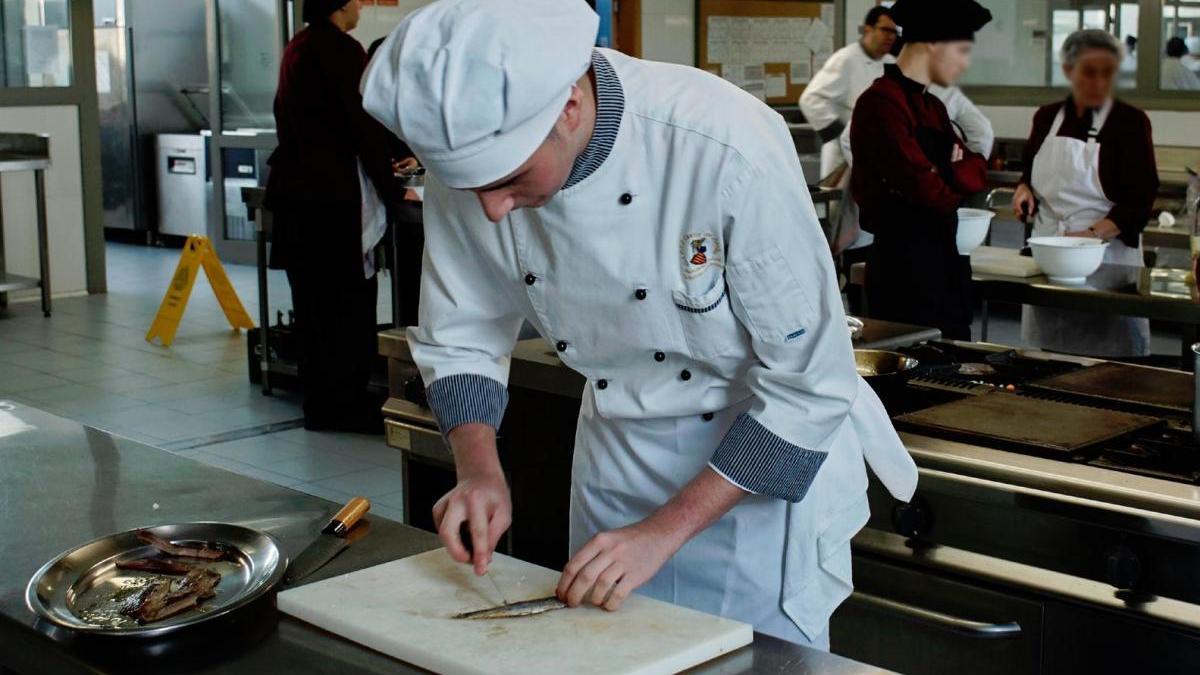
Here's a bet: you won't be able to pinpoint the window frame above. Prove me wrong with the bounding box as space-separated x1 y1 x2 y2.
962 0 1200 110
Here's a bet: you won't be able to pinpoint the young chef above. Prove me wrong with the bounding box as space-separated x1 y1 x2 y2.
264 0 397 432
799 6 898 179
850 0 992 341
1013 30 1159 357
362 0 917 647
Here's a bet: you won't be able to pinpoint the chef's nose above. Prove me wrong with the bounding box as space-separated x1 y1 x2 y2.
476 191 516 224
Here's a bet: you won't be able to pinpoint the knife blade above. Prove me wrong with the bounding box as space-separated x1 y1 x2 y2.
284 496 371 585
459 522 509 606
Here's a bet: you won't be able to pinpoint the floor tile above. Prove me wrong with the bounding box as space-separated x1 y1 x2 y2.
263 452 375 483
189 451 306 488
0 370 72 394
202 434 312 466
306 468 405 500
367 505 406 524
371 489 408 511
290 481 358 506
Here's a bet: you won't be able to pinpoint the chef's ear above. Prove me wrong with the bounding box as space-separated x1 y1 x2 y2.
557 81 588 137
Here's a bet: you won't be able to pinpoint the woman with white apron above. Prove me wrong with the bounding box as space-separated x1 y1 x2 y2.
1014 29 1159 358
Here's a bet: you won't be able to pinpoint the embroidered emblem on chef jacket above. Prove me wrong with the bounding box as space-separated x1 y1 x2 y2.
680 233 724 278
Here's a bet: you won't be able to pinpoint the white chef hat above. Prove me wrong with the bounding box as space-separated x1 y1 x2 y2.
362 0 599 189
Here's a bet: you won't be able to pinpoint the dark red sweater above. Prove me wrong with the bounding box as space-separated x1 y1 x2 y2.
1019 98 1157 248
850 65 988 234
265 21 396 211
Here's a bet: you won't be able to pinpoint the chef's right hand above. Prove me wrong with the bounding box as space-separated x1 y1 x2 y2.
1013 184 1037 222
432 424 511 575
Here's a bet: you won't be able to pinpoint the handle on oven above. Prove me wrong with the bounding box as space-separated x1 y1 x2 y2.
851 591 1022 639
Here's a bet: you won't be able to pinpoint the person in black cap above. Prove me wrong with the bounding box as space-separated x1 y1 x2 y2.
850 0 992 340
264 0 399 433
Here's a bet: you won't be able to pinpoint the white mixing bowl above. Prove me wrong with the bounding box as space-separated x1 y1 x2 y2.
1027 236 1108 284
956 208 996 255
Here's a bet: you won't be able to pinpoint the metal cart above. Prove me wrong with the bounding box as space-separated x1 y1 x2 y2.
0 133 52 316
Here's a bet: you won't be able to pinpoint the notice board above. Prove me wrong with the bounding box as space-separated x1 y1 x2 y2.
698 0 836 104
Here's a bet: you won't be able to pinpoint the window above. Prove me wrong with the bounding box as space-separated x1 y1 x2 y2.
962 1 1138 89
1161 0 1200 91
0 0 73 88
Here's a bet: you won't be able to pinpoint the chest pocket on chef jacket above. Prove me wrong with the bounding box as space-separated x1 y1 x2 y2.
725 245 818 345
672 273 745 359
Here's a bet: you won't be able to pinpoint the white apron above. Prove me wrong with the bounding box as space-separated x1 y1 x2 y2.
1021 100 1150 357
570 378 891 647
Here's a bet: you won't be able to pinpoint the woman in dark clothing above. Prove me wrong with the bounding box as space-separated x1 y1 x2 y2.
850 0 992 341
1012 29 1159 357
264 0 398 432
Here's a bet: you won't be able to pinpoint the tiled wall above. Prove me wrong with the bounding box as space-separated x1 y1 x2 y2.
0 105 88 298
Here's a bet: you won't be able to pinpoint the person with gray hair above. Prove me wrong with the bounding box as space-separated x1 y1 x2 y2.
1012 28 1159 357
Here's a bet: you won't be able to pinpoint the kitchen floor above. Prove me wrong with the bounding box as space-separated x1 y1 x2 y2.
0 242 407 522
0 240 1182 524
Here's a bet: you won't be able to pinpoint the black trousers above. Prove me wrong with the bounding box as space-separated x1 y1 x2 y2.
866 235 973 342
286 266 378 421
273 202 379 423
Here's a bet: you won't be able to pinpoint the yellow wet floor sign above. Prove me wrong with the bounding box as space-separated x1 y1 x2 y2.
146 235 255 347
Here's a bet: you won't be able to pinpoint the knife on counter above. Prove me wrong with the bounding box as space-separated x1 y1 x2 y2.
284 496 371 585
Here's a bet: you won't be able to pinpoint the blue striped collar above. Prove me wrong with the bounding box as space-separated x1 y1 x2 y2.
563 50 624 190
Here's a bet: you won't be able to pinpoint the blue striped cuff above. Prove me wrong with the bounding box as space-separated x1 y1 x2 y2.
709 413 827 502
425 374 509 433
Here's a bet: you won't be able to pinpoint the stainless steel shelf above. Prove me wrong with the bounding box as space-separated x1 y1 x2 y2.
0 272 41 293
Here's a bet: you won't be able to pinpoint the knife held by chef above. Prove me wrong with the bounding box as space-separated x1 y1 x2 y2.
284 496 371 585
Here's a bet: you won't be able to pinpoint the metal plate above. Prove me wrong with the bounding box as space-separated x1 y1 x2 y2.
1028 362 1193 414
26 522 286 637
894 391 1163 455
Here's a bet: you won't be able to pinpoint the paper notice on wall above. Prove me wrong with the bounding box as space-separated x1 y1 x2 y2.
95 50 112 94
743 64 765 82
814 37 834 71
804 18 829 53
766 73 788 98
742 80 766 101
707 16 731 63
722 63 745 87
790 59 812 84
821 4 835 27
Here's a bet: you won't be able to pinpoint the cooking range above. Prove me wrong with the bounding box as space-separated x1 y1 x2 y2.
830 341 1200 675
878 342 1200 484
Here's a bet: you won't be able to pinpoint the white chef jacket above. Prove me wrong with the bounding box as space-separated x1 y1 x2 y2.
408 48 917 507
1162 58 1200 90
799 42 892 178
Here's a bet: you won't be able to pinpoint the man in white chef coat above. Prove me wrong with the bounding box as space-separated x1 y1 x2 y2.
362 0 917 647
799 6 898 179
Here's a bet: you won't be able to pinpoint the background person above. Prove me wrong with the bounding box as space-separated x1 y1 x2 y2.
1013 29 1158 357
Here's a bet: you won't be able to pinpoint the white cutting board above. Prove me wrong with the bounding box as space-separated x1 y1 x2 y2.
278 549 753 675
970 246 1043 278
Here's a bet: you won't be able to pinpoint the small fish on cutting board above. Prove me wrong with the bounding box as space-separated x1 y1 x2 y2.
276 549 753 675
454 596 567 620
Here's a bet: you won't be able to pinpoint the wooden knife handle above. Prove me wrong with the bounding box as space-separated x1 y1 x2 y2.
323 496 371 537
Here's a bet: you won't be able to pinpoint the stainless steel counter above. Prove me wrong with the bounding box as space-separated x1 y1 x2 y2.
0 401 884 675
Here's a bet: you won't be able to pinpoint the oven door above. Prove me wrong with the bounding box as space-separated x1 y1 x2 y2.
831 556 1044 675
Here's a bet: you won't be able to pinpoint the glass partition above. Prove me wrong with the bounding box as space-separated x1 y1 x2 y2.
0 0 73 88
1162 0 1200 91
216 0 282 131
961 1 1138 90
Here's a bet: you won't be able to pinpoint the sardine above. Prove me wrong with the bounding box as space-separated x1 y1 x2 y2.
453 596 568 620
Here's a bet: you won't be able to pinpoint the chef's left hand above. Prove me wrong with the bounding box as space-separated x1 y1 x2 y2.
556 520 680 611
950 144 964 163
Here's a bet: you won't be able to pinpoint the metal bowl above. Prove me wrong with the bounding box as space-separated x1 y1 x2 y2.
854 349 919 379
846 316 865 340
26 522 286 638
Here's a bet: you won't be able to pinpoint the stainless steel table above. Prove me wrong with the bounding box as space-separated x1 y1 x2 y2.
0 133 51 316
0 401 885 674
973 263 1200 366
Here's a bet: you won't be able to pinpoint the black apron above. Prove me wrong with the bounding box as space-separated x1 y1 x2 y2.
865 111 973 341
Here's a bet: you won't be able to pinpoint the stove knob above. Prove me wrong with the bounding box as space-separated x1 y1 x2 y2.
1106 546 1141 591
892 496 933 538
403 376 429 408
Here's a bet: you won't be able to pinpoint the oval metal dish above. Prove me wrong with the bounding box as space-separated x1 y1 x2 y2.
26 522 286 638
